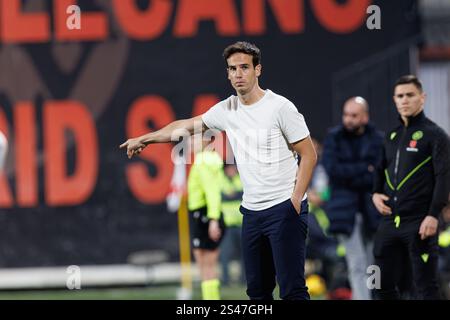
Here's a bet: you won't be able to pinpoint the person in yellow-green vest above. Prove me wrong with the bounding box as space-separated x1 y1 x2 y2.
187 140 226 300
219 163 245 286
438 201 450 299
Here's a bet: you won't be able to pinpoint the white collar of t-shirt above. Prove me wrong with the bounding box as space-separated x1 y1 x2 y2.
237 89 270 110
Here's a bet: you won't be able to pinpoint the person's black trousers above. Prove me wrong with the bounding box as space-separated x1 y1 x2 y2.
373 215 440 300
240 199 310 300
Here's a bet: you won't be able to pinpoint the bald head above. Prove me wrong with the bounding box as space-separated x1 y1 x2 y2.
342 96 369 133
345 96 369 113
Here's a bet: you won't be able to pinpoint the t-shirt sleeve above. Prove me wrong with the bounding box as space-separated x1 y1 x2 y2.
277 101 310 144
201 99 229 131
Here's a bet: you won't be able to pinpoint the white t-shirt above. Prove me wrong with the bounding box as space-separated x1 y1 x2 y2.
202 89 310 211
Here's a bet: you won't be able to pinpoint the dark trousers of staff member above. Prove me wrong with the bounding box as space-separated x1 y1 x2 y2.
240 199 310 300
373 215 440 300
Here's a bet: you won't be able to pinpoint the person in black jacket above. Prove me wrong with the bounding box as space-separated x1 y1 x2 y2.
372 75 450 300
322 97 384 299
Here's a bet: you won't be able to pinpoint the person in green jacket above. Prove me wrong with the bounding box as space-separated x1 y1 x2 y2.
187 137 226 300
219 163 245 286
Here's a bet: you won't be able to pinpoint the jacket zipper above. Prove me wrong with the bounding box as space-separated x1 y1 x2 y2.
392 126 408 217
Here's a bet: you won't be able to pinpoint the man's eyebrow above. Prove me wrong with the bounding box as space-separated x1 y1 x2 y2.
228 63 250 68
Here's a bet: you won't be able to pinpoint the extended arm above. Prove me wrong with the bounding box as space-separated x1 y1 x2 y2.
120 115 207 158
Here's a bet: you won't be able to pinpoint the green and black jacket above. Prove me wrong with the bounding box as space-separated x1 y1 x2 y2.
373 111 450 218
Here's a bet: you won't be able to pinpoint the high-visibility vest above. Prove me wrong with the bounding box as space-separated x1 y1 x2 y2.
187 151 223 220
221 174 243 227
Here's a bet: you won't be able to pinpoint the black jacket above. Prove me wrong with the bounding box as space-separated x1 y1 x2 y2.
322 123 384 236
373 111 450 218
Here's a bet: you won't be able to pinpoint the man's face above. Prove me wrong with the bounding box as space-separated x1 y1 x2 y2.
342 101 368 132
393 84 425 118
227 53 261 95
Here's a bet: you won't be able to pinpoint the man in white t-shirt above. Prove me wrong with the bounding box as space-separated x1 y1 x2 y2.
120 42 317 300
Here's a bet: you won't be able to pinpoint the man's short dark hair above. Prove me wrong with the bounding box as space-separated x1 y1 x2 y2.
223 41 261 68
394 75 423 92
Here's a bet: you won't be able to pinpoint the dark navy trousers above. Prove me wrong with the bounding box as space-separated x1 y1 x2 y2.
240 199 310 300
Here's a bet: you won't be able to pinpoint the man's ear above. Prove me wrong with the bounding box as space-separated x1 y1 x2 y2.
255 64 262 77
421 92 427 105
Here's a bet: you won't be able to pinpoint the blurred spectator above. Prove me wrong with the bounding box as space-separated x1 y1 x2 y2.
219 163 245 286
307 138 350 299
438 195 450 299
187 137 226 300
322 97 384 300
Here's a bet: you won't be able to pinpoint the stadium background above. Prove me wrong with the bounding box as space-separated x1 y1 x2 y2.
0 0 448 299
